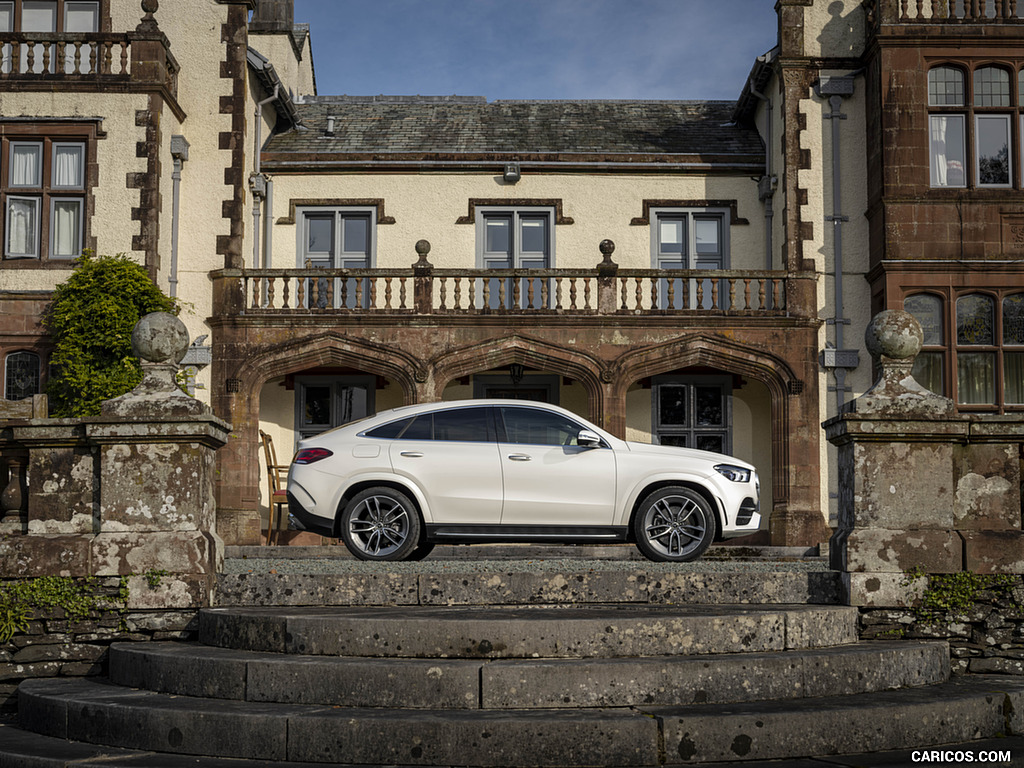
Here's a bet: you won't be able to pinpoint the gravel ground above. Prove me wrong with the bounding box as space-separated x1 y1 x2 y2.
222 557 832 575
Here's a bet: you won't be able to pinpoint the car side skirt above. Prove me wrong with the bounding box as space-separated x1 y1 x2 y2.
425 524 629 544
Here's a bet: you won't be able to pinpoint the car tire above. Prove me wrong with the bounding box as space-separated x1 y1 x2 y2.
406 539 436 561
340 487 422 561
633 486 717 563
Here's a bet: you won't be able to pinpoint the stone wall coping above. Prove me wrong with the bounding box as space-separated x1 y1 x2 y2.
824 412 1024 444
2 416 231 448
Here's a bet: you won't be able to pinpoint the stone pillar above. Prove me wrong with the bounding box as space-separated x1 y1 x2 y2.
824 310 1024 607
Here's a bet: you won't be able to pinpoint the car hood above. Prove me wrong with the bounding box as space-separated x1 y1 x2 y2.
623 441 755 470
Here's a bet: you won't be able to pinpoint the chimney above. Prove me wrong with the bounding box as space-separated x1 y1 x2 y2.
249 0 293 33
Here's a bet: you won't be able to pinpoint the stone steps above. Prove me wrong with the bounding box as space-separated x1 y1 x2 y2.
17 675 1024 766
214 567 841 606
108 638 949 709
198 604 859 658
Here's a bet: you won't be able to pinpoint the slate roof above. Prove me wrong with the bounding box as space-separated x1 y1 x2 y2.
261 97 764 167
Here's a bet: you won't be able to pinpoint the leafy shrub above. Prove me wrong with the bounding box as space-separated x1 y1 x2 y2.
44 252 177 417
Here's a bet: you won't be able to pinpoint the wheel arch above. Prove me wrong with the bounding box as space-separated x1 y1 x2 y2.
334 479 429 538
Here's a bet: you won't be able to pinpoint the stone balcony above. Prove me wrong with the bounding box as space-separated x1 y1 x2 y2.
872 0 1024 23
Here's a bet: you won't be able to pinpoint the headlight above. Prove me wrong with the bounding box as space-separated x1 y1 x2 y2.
714 464 752 483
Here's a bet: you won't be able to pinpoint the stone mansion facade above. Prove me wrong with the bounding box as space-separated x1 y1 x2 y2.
1 0 1021 546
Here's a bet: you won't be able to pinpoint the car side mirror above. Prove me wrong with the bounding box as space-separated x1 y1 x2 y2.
577 429 603 448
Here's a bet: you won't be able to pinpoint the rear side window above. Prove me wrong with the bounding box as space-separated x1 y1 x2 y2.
395 407 493 442
364 417 413 439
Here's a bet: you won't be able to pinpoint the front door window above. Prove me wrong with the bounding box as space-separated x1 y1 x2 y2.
653 377 731 453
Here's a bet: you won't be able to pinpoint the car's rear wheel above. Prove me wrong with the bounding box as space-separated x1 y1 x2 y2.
340 487 422 561
633 486 716 562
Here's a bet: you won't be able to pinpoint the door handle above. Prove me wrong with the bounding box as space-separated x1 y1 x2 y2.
507 454 532 461
399 451 424 458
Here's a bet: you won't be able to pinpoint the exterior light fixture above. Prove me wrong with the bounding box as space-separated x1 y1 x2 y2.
509 363 525 386
503 162 521 183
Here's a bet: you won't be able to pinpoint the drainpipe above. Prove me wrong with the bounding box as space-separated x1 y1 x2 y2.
168 135 189 298
263 177 274 270
816 75 860 413
250 85 279 270
750 87 777 271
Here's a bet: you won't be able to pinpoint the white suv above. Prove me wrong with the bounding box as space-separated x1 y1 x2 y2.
286 399 760 562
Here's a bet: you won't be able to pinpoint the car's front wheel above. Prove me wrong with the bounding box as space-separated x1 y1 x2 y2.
340 487 422 561
633 486 716 562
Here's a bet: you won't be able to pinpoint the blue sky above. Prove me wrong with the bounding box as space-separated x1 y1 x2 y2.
293 1 779 102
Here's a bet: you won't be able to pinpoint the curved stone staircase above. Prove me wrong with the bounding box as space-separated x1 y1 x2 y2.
4 566 1024 766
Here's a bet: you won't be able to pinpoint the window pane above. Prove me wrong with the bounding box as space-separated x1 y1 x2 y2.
6 197 39 257
659 435 686 447
65 2 99 32
501 407 581 446
303 385 331 426
342 217 368 254
5 352 40 401
306 216 333 256
695 386 723 426
694 218 721 256
10 144 42 187
432 408 489 442
22 1 56 31
365 418 413 439
400 414 432 440
904 294 945 345
485 217 511 255
929 115 966 188
957 352 996 405
0 3 11 31
1004 294 1024 346
51 199 81 257
1005 353 1024 405
53 144 84 188
929 66 965 106
659 218 685 255
335 386 367 426
911 351 944 396
519 217 547 255
696 435 725 453
957 294 995 345
659 385 687 426
976 115 1010 186
974 67 1010 107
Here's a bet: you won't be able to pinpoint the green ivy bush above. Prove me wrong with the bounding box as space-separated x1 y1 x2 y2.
44 252 177 417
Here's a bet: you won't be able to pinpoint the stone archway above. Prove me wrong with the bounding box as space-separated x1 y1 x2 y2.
428 334 606 425
611 333 826 546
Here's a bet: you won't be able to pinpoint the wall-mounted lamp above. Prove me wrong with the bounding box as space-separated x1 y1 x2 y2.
503 162 521 183
509 363 525 386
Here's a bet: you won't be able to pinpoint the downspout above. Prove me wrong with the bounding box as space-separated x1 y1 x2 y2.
168 135 190 298
750 86 776 271
816 75 860 413
251 84 279 270
263 177 274 269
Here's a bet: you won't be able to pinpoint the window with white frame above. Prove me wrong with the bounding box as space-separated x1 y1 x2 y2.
650 208 729 310
2 133 86 261
475 206 554 309
298 207 374 308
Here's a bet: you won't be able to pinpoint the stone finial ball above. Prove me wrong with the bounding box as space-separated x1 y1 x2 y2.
131 312 189 364
141 0 158 14
865 309 923 361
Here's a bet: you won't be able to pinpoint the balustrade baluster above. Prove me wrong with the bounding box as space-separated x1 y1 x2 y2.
400 277 408 309
634 278 642 310
454 278 462 310
555 277 563 310
120 42 128 74
251 277 260 309
297 276 305 308
369 278 376 309
650 279 658 310
339 276 348 308
355 277 363 308
88 43 96 74
540 279 548 309
667 279 675 310
384 277 393 310
26 44 35 73
758 280 767 310
72 42 80 73
512 277 521 309
569 279 577 310
1011 0 1018 18
484 279 491 310
527 278 535 309
728 279 736 309
696 280 704 309
42 42 50 73
56 41 65 72
326 276 335 309
584 279 591 310
711 278 719 310
743 279 752 310
682 278 689 310
916 0 924 19
102 41 112 74
267 278 276 308
439 277 447 310
468 278 476 310
620 279 627 310
899 0 908 19
282 278 290 309
499 279 506 310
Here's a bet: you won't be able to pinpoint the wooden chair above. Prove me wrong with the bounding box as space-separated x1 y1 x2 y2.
259 429 290 545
